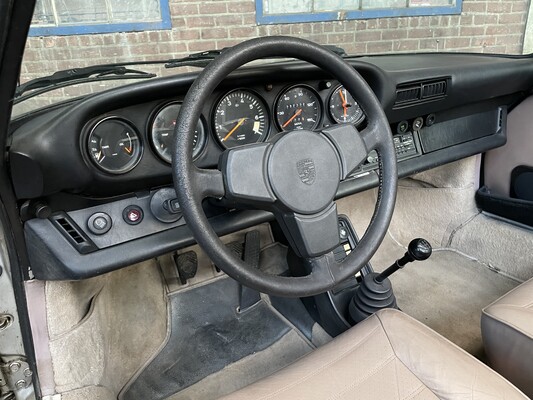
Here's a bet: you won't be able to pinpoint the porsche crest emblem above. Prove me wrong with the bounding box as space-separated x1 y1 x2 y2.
296 158 316 185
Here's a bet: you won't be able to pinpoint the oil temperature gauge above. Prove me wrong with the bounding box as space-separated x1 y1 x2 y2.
87 117 142 174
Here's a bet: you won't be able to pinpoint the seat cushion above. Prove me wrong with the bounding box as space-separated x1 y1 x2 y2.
482 277 533 398
222 309 526 400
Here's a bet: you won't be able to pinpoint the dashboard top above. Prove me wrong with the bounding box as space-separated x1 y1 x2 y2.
9 53 533 201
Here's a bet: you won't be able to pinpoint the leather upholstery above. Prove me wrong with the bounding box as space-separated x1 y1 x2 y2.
482 277 533 398
222 309 526 400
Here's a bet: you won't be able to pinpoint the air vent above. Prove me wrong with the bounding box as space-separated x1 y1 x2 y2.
394 77 449 108
395 87 421 104
422 81 447 99
50 213 97 254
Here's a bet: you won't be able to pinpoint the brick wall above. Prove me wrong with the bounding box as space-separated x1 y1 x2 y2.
17 0 530 112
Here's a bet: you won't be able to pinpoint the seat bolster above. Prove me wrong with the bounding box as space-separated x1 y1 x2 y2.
376 309 528 400
481 278 533 398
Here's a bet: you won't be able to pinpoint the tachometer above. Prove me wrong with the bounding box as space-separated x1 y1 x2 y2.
214 90 269 149
328 85 365 125
275 85 321 131
150 102 205 163
87 117 142 174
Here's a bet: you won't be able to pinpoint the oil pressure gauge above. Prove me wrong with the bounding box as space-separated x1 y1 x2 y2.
87 117 142 174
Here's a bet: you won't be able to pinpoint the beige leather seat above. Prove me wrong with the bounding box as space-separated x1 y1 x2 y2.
482 277 533 398
223 309 526 399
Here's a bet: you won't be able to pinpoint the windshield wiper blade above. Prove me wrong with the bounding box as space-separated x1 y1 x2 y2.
15 65 155 98
164 49 225 69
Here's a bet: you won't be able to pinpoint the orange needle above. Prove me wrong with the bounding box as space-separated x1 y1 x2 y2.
282 108 303 128
223 118 245 141
339 89 348 117
124 146 132 154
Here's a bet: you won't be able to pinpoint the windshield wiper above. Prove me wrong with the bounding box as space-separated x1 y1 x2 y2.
164 49 225 69
15 65 156 99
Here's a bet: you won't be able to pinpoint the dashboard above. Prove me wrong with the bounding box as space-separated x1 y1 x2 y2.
9 53 533 280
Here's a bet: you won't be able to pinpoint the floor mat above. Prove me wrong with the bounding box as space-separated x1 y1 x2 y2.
371 234 519 358
121 277 313 400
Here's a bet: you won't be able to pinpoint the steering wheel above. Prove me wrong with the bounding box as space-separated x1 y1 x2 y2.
173 36 397 298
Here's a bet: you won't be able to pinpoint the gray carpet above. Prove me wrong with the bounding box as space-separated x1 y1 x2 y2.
122 277 314 400
370 234 519 358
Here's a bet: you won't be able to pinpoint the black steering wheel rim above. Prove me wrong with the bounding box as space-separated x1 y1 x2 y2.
173 36 397 297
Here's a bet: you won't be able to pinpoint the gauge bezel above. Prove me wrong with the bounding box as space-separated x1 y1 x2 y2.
212 88 270 150
149 101 207 164
86 116 143 175
328 84 366 126
274 84 322 132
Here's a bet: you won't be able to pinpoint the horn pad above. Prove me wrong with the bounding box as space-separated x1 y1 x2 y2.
267 130 341 214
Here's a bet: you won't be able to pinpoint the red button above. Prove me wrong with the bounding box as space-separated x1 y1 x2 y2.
123 205 143 225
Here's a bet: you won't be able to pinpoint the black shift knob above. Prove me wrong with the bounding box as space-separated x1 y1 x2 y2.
407 238 432 261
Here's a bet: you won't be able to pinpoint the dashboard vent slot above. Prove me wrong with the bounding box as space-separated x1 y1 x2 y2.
50 213 97 254
422 81 447 99
395 86 421 104
394 77 449 108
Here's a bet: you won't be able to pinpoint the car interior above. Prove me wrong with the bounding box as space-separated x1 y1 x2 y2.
1 1 533 400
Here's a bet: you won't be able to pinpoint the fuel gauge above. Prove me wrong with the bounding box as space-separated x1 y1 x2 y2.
87 117 142 174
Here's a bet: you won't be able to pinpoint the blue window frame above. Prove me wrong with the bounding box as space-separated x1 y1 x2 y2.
29 0 171 37
256 0 462 25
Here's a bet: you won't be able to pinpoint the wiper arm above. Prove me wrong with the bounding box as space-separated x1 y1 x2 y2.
164 49 225 69
15 65 155 98
164 45 348 69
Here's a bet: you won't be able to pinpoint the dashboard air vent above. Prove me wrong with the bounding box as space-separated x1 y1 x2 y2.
50 213 97 254
422 81 447 99
395 86 421 104
394 77 449 108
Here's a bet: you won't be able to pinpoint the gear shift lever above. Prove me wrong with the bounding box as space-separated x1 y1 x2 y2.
349 238 432 324
375 238 432 282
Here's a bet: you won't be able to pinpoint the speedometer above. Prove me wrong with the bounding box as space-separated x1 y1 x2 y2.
213 90 269 149
275 85 321 131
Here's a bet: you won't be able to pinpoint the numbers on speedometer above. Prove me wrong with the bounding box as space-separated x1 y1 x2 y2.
275 86 321 131
214 90 269 149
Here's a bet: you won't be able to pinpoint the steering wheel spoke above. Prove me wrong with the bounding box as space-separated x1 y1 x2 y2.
321 123 378 179
192 167 225 199
276 202 340 259
219 142 276 206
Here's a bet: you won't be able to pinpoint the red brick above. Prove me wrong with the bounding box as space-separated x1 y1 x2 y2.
463 2 487 13
355 30 381 41
186 16 215 28
366 41 393 53
487 2 513 13
498 13 525 24
201 28 228 39
382 29 407 40
188 40 217 52
227 2 255 13
171 4 198 16
199 2 227 14
460 26 486 36
215 15 243 26
229 26 257 38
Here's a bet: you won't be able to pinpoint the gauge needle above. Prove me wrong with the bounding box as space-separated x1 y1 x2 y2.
124 146 132 154
339 90 348 117
223 118 246 141
282 108 303 128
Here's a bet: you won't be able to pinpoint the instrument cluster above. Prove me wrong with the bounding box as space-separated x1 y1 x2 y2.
85 82 366 175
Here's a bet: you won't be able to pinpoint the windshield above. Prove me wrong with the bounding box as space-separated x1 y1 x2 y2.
16 0 532 117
